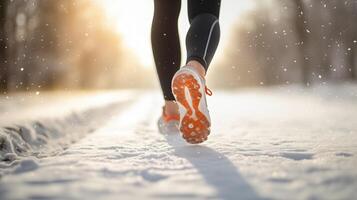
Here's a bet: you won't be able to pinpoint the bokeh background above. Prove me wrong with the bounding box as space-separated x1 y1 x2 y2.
0 0 356 93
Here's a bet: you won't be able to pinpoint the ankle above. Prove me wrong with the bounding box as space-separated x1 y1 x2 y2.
186 60 206 78
164 101 179 116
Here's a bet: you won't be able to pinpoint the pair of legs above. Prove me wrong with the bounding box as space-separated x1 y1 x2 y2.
151 0 221 115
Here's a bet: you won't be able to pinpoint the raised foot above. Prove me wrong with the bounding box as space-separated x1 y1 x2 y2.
172 73 210 144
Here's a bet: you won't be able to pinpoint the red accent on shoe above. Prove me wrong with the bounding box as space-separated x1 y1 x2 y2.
205 86 213 96
162 107 180 122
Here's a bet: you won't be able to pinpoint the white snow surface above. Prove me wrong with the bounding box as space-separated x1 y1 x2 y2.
0 91 136 169
1 85 357 200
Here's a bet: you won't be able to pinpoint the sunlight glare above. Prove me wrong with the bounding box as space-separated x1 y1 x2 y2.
97 0 256 68
96 0 154 68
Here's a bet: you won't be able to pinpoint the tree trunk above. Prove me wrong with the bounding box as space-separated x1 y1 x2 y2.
292 0 310 86
350 47 356 80
0 0 8 91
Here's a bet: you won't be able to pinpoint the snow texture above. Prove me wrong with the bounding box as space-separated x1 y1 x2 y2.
1 84 357 200
0 91 135 172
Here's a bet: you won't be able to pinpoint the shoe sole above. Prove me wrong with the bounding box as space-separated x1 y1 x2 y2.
172 71 210 144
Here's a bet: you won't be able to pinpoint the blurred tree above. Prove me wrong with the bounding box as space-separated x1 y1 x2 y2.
342 0 357 79
0 0 9 91
292 0 310 85
0 0 128 92
213 0 357 89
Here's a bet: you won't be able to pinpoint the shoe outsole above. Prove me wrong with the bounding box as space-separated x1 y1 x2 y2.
172 72 210 144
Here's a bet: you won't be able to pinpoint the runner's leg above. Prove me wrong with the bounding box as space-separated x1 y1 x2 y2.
151 0 182 101
186 0 221 73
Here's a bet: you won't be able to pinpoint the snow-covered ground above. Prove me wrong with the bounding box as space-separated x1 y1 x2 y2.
1 84 357 200
0 91 136 170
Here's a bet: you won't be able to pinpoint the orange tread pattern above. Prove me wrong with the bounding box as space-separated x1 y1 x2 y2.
172 73 210 144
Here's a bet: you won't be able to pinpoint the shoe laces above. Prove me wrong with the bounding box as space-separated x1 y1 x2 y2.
205 86 213 96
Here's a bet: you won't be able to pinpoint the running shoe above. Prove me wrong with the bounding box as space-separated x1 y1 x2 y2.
171 66 212 144
157 106 180 134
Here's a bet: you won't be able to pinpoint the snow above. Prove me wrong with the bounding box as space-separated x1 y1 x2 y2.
0 91 136 170
1 85 357 199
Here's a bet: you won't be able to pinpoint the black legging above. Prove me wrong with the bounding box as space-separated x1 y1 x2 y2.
151 0 221 100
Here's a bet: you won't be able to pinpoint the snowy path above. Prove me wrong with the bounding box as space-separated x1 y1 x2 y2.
1 86 357 200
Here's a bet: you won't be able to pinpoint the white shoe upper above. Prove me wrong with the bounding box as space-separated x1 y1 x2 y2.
157 116 179 134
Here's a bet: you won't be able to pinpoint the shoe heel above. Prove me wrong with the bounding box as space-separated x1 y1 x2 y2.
172 73 210 144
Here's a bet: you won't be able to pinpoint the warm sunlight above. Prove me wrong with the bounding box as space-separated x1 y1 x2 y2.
96 0 256 68
95 0 154 68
